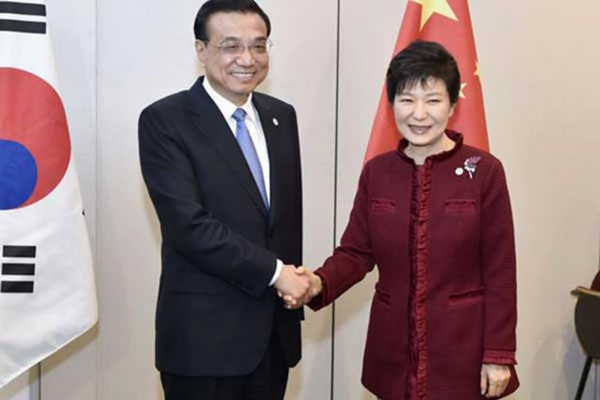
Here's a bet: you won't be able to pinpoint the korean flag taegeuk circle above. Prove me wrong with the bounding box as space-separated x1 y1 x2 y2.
0 68 71 210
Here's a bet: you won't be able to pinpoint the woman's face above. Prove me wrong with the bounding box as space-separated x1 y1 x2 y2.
393 77 455 153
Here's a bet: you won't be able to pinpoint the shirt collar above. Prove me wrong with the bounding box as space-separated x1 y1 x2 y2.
202 77 257 124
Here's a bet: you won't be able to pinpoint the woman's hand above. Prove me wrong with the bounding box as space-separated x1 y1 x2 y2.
278 267 322 309
303 267 323 298
480 363 511 398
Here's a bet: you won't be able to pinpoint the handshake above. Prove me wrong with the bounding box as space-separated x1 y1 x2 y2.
274 264 322 309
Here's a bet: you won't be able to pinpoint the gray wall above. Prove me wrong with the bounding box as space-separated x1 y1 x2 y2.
1 1 600 399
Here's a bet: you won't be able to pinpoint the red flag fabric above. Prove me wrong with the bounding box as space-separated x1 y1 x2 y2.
364 0 488 163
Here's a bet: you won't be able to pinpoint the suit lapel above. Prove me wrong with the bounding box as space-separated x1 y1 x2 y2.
253 95 282 229
186 78 268 216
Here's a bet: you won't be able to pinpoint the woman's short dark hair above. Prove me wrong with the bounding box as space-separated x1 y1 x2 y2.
386 40 460 105
194 0 271 41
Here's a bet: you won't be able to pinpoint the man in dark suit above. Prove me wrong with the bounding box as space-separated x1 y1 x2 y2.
138 1 309 398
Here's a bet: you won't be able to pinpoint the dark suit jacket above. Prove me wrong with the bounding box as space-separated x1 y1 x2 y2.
139 77 303 376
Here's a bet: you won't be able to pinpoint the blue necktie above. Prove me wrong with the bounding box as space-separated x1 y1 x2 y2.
232 108 269 209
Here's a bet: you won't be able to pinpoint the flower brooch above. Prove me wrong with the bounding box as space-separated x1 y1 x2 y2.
455 156 481 179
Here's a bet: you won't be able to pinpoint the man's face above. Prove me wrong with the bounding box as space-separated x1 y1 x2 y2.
196 12 269 106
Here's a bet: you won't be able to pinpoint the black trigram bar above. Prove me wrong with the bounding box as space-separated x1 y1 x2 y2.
2 263 35 275
3 245 36 258
0 19 45 34
0 2 46 16
1 281 34 293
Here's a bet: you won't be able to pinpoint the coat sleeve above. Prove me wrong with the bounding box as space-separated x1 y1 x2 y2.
480 159 517 365
309 166 376 310
138 105 277 298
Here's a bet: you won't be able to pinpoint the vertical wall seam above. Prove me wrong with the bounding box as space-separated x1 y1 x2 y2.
331 0 342 399
93 0 99 398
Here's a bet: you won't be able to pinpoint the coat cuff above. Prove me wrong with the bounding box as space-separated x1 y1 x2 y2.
307 270 329 311
483 349 516 365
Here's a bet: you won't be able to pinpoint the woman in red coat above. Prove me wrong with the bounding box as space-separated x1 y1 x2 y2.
290 41 519 399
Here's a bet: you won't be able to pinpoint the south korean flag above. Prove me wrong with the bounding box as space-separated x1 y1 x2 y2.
0 0 98 388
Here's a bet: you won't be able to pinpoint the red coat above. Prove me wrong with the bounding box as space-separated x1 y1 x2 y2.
309 133 518 399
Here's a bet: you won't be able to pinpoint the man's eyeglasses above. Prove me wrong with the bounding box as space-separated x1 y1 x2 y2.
203 38 273 57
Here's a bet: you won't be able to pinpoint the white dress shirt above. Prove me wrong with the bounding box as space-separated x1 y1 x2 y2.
202 78 283 285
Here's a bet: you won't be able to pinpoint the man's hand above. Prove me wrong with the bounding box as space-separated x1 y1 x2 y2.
481 363 511 398
279 267 322 309
274 264 310 309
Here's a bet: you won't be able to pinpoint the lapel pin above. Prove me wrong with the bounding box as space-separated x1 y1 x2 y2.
272 118 279 126
461 156 482 179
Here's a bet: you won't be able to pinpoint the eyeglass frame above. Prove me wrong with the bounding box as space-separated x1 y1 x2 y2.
200 37 273 57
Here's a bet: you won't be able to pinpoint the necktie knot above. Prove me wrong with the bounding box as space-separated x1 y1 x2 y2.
232 108 246 123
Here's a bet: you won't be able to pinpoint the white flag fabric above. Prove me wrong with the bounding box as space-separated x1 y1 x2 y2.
0 0 98 388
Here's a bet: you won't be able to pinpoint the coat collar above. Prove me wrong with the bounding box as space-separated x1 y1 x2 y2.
396 130 464 165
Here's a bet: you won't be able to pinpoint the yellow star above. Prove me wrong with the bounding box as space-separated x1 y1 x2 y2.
459 83 467 99
411 0 459 30
474 61 481 77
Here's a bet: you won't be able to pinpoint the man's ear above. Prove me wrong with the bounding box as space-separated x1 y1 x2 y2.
195 40 207 66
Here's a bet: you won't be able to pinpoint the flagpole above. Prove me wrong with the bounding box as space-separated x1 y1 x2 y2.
36 364 40 400
34 362 42 400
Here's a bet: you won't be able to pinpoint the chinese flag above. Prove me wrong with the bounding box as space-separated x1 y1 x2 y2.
364 0 488 163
